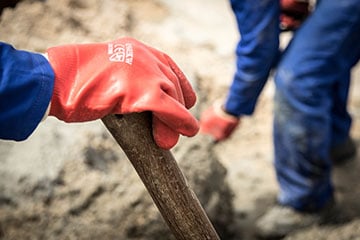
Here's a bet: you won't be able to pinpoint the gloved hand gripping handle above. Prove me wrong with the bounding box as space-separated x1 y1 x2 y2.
102 113 220 240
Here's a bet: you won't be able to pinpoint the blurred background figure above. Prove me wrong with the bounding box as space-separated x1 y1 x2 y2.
200 0 360 238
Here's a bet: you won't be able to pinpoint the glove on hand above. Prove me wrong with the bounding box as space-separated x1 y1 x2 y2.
199 101 240 142
280 0 310 31
46 37 199 149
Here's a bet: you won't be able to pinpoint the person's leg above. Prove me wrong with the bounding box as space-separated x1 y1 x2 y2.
330 70 352 148
274 0 360 212
225 0 280 116
329 69 358 165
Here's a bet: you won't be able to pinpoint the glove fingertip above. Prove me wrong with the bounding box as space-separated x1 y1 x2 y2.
182 119 200 137
152 117 180 150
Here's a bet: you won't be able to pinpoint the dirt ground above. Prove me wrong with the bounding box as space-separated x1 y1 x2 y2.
1 0 360 239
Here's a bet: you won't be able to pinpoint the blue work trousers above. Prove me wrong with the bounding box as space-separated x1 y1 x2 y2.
225 0 280 116
274 0 360 211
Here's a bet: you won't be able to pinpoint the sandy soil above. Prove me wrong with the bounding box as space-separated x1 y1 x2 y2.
1 0 360 239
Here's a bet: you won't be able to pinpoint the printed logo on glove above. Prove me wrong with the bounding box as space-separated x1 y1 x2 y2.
46 37 199 149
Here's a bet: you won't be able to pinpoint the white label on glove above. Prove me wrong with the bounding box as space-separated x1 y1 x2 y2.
108 43 133 65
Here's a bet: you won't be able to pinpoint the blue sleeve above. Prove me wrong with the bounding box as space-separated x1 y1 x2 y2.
0 42 54 140
224 0 280 116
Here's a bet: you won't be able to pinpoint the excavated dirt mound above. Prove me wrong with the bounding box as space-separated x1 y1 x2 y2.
0 132 236 240
1 0 360 239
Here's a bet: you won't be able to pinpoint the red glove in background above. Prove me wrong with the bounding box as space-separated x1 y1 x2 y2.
46 37 199 149
280 0 310 31
199 101 240 142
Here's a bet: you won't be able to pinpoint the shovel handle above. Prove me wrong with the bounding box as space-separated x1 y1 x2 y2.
102 113 220 240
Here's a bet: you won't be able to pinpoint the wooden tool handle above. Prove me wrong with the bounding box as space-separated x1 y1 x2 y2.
102 113 220 240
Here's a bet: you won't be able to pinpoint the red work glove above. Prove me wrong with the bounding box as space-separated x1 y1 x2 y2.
46 37 199 149
280 0 310 31
199 101 240 142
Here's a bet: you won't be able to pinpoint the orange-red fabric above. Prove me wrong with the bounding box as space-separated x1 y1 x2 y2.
280 0 310 31
200 104 239 142
46 37 199 149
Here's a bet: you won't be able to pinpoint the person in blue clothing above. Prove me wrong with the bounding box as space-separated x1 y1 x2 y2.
200 0 360 238
0 37 200 150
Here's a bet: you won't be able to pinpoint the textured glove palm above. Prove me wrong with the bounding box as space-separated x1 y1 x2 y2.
46 37 199 149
